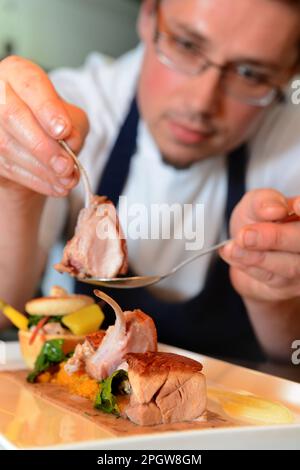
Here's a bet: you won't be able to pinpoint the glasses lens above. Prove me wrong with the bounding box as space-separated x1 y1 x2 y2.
155 33 277 106
156 33 206 76
218 66 277 105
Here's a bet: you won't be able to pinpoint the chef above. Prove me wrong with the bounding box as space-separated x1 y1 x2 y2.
0 0 300 362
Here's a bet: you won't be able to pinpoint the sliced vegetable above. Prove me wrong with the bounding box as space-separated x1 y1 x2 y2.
28 315 44 328
29 316 50 345
0 300 28 331
28 315 65 328
94 370 129 415
27 339 67 383
62 304 104 336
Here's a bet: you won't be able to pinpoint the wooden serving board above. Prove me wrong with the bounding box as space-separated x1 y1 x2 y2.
1 370 235 437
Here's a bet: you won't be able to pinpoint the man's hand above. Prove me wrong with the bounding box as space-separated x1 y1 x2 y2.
0 55 89 200
0 56 89 328
220 188 300 303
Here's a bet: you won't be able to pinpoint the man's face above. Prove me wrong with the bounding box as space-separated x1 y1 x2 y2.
137 0 299 168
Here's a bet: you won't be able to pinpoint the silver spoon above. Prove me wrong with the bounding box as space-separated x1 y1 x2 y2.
59 140 93 208
79 239 230 289
78 210 300 289
58 141 300 289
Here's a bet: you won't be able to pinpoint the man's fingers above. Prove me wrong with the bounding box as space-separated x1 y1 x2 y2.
0 154 67 197
0 153 79 197
1 56 72 139
233 188 289 226
0 83 75 178
0 56 86 197
236 220 300 253
229 266 298 302
0 129 79 196
221 241 300 280
63 102 90 154
233 265 288 289
0 129 65 190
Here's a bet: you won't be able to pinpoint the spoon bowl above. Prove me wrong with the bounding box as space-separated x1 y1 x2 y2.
78 240 229 289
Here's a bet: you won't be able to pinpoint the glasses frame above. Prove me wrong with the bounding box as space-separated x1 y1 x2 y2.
153 28 286 107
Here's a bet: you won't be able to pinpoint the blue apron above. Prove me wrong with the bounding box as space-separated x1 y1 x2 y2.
75 97 264 362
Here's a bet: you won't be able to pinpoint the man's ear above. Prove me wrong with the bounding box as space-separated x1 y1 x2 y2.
137 0 157 43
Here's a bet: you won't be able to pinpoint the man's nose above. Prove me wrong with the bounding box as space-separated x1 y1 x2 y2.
183 66 223 116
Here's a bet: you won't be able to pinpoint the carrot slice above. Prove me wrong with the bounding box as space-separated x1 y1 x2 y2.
29 316 50 345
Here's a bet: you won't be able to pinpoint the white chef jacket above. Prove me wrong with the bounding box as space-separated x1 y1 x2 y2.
40 45 300 301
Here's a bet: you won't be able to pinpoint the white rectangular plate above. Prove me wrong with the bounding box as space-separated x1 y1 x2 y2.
0 342 299 450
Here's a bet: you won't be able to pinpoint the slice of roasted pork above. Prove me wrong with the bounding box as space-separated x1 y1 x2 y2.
124 352 207 426
54 196 128 279
65 290 157 380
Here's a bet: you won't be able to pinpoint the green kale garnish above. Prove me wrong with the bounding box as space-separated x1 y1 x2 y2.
28 315 66 328
27 339 67 383
94 370 129 415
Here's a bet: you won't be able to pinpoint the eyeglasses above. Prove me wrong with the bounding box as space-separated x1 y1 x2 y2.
154 29 285 107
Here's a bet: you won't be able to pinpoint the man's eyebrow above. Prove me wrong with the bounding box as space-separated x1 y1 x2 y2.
230 58 281 72
171 22 211 46
171 22 281 71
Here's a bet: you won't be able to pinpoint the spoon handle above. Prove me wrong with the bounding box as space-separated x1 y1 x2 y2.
165 239 231 279
59 140 93 208
166 212 300 279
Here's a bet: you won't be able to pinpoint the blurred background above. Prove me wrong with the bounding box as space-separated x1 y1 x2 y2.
0 0 140 68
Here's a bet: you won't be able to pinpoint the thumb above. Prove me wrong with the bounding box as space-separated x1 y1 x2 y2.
230 188 288 237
